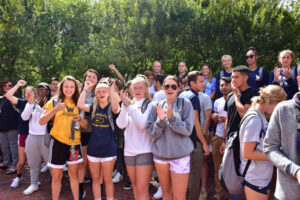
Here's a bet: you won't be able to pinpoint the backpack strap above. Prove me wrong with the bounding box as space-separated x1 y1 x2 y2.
107 104 115 132
240 110 264 177
47 98 58 133
141 99 152 113
220 70 224 78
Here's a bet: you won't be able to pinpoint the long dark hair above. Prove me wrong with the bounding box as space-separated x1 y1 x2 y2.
81 69 100 93
57 76 80 104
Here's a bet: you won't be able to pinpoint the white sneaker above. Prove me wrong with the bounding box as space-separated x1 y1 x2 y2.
40 165 48 173
112 169 117 178
153 185 163 199
11 177 21 188
63 166 68 172
23 184 39 195
112 172 123 183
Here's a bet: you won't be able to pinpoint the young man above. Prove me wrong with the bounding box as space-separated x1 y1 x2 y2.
222 65 258 200
152 60 164 76
211 77 231 200
263 62 300 200
179 71 210 200
153 74 167 102
50 77 60 97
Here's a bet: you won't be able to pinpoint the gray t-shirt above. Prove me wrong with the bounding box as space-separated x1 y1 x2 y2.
198 92 212 135
239 108 273 187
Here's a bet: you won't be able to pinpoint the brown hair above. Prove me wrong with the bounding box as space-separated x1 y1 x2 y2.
81 69 100 92
251 85 286 106
278 50 295 67
57 76 80 104
201 63 213 82
186 71 203 87
163 75 180 86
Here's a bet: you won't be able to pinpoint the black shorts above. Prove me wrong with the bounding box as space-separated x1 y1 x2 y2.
243 180 271 195
81 132 91 146
47 137 83 169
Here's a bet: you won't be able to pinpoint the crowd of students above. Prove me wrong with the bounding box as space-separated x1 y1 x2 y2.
0 47 299 200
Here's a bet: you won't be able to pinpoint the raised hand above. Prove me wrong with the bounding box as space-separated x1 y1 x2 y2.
274 66 280 82
27 92 35 104
109 64 116 71
55 99 65 111
120 90 131 107
166 104 173 120
156 106 165 121
282 67 291 79
84 80 94 92
17 80 27 87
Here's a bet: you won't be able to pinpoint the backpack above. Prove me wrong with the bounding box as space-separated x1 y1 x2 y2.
218 110 263 195
44 99 58 147
179 90 199 148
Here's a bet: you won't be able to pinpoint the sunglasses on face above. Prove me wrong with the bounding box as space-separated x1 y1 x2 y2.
246 55 255 59
3 84 12 87
164 84 178 90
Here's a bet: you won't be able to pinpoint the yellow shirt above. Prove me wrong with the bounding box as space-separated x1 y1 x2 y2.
43 99 81 145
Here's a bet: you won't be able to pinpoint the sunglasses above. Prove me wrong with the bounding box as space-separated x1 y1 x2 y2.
245 55 255 59
164 84 178 90
3 84 13 87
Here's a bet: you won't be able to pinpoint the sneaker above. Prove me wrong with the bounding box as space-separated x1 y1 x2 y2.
112 169 117 178
123 182 132 190
84 176 91 183
11 177 21 188
79 189 86 200
198 190 208 200
37 181 41 186
40 165 48 173
23 184 39 195
153 185 163 199
112 172 123 183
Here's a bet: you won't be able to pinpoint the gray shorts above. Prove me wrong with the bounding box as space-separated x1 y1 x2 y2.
124 153 154 166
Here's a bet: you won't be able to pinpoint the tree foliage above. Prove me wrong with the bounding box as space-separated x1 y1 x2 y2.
0 0 299 85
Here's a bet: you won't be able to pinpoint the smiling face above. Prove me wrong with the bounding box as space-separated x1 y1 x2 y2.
95 84 109 103
163 79 179 101
222 57 232 69
219 79 231 96
201 65 210 77
37 86 49 98
62 80 76 99
2 81 13 94
131 81 147 101
279 51 293 68
85 71 98 86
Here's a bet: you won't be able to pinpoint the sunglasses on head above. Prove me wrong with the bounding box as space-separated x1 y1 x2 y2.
246 55 255 59
164 84 178 90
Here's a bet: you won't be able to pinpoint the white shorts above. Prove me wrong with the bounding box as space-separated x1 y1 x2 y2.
154 155 190 174
87 155 117 163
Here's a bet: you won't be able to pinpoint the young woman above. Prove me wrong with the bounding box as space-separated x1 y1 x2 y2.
5 80 35 188
201 63 216 101
0 78 19 174
177 61 188 85
239 85 286 200
215 55 233 98
146 75 194 200
245 47 269 89
116 76 154 199
77 79 120 200
269 49 297 99
21 82 52 195
40 76 87 200
78 69 99 198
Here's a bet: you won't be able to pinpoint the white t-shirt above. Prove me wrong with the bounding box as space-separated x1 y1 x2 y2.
214 97 227 138
21 103 46 135
149 85 156 98
239 108 273 187
153 90 166 102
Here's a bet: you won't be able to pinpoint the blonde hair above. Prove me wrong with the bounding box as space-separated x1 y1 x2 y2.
278 49 295 67
91 83 109 119
252 85 287 106
131 76 151 100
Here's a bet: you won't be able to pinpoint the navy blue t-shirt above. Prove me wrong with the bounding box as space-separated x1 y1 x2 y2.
16 99 29 134
87 104 118 158
247 66 269 89
0 96 19 132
